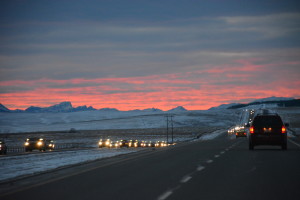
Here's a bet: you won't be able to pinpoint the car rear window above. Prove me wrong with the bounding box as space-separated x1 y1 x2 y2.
253 116 283 128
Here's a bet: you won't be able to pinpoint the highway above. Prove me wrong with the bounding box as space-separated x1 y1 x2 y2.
1 132 300 200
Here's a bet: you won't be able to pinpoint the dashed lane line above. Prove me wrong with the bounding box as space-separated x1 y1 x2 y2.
180 175 192 183
197 165 205 171
157 190 173 200
157 142 239 200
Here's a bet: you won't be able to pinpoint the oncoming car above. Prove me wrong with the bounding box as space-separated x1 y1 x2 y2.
119 140 129 148
108 141 120 148
45 140 55 150
155 141 167 147
128 140 138 148
246 113 289 150
98 139 111 148
24 138 47 152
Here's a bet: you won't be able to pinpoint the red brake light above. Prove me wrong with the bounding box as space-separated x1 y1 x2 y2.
282 126 287 134
250 126 254 134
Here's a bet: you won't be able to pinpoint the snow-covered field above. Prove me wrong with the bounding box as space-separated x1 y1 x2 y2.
0 148 138 182
0 109 238 134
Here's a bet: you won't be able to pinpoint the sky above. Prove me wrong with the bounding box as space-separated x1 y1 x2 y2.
0 0 300 111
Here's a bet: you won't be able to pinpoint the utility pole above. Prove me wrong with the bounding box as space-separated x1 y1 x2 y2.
170 115 174 144
165 114 174 144
165 115 169 143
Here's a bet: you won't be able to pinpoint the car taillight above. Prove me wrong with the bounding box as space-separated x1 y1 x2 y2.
250 126 254 134
282 126 287 134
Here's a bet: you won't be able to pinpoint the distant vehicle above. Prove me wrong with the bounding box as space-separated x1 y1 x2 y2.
246 113 288 150
140 141 147 147
227 127 235 135
109 141 120 148
235 126 247 138
119 140 129 148
98 139 111 148
128 140 138 148
155 141 167 147
0 140 7 155
45 140 55 150
24 138 47 152
147 141 156 147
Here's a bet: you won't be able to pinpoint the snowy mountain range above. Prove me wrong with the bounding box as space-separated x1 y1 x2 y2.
0 97 299 113
0 102 187 113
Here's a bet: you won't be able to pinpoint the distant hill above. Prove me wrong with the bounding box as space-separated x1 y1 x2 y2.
228 98 300 109
0 103 10 112
209 103 241 110
168 106 188 112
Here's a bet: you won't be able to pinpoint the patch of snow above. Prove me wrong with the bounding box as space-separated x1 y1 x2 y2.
198 129 226 141
0 148 138 182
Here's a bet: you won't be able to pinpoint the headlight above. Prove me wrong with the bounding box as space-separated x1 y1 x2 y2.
49 144 53 147
106 141 110 145
99 142 102 145
25 142 29 146
37 141 43 146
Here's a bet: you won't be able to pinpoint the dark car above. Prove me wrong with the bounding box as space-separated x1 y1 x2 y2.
98 139 111 148
119 140 129 148
128 140 138 148
246 113 288 150
235 126 247 138
147 141 156 147
24 138 47 152
45 140 55 150
0 140 7 155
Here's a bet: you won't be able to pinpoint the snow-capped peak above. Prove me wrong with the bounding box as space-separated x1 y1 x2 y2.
168 106 188 112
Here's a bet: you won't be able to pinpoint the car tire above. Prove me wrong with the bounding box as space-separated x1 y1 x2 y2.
281 143 287 150
249 142 254 150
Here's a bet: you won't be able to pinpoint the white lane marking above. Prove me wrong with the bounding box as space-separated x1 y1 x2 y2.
214 154 220 158
207 159 213 163
220 151 225 154
157 190 173 200
288 139 300 148
197 165 205 171
225 148 229 151
180 175 192 183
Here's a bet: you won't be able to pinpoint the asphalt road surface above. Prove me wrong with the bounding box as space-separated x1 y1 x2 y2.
1 133 300 200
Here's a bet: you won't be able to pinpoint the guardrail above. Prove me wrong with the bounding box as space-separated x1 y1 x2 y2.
6 143 86 153
7 146 25 153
